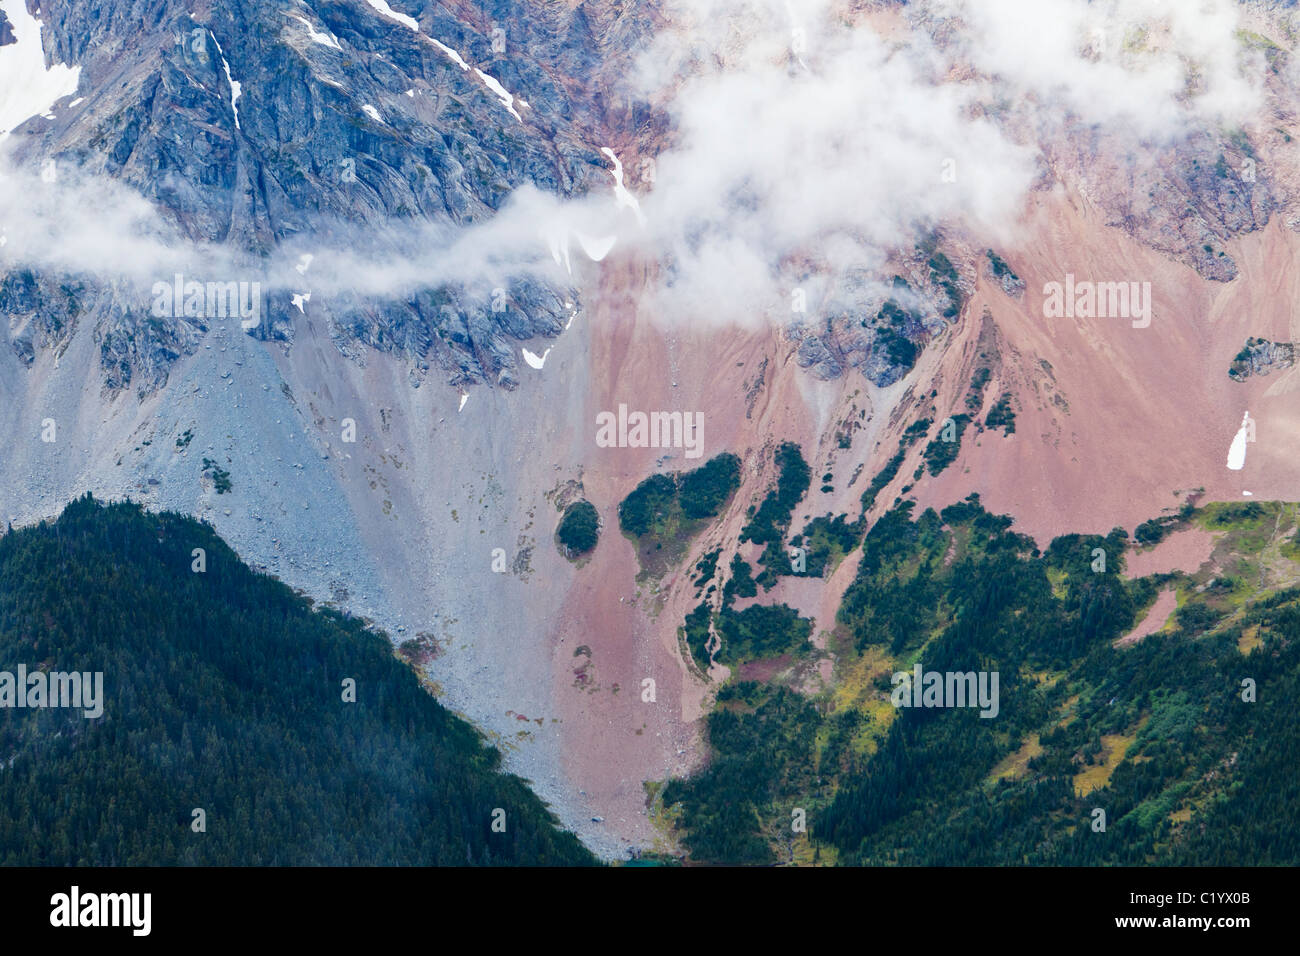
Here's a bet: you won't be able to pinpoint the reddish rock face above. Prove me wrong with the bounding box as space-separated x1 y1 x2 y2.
5 0 1300 862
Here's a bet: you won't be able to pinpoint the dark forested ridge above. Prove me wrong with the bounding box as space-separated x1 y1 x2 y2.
0 495 596 866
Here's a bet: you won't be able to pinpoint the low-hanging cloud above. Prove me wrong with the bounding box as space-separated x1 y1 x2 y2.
934 0 1264 136
0 156 620 305
0 0 1273 334
622 0 1268 324
630 0 1039 323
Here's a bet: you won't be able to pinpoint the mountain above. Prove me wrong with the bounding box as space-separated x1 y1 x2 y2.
0 494 596 865
1 0 663 391
1 0 1300 863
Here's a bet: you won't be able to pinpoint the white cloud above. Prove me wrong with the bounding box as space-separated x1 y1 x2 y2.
624 0 1039 322
0 0 1273 335
613 0 1268 324
931 0 1263 136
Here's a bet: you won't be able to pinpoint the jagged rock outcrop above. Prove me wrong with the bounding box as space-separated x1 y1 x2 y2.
787 240 965 386
985 249 1025 299
2 0 659 394
1229 337 1296 382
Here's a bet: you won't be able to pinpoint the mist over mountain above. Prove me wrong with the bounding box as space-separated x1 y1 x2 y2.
1 0 1298 866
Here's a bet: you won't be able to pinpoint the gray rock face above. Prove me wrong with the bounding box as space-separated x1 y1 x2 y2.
1053 123 1276 284
1229 337 1296 382
985 250 1025 299
788 254 959 387
1 0 657 395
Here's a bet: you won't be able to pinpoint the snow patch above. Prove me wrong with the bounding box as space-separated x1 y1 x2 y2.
1226 411 1250 471
599 147 645 226
362 104 382 122
543 223 573 276
428 37 470 71
0 0 81 139
288 14 343 51
458 393 468 412
363 0 419 32
291 293 311 314
211 35 242 130
575 232 617 262
475 69 522 122
542 225 615 276
522 347 553 370
356 1 522 125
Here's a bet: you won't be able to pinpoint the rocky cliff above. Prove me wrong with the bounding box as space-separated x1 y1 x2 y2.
5 0 1300 861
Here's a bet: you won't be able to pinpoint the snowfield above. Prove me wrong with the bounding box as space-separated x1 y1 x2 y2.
0 0 80 139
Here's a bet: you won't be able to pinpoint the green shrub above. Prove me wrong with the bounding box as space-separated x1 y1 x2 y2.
618 474 676 537
679 453 741 520
985 393 1016 435
556 500 600 557
921 415 971 475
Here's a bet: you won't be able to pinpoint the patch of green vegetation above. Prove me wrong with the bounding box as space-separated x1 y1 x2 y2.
791 513 864 577
661 685 822 864
1135 516 1176 546
1136 690 1199 748
722 554 758 607
678 453 742 520
618 454 743 575
1201 500 1266 529
618 474 676 538
201 457 232 494
715 604 813 665
966 367 992 412
861 419 931 514
175 428 194 450
666 494 1300 865
902 418 932 444
985 393 1016 435
693 548 721 591
877 326 918 368
681 602 714 674
1195 502 1274 575
556 499 600 558
920 414 971 476
740 443 811 588
751 442 812 533
1123 779 1194 832
0 495 597 866
872 296 924 372
986 249 1019 282
862 454 904 512
919 235 964 319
